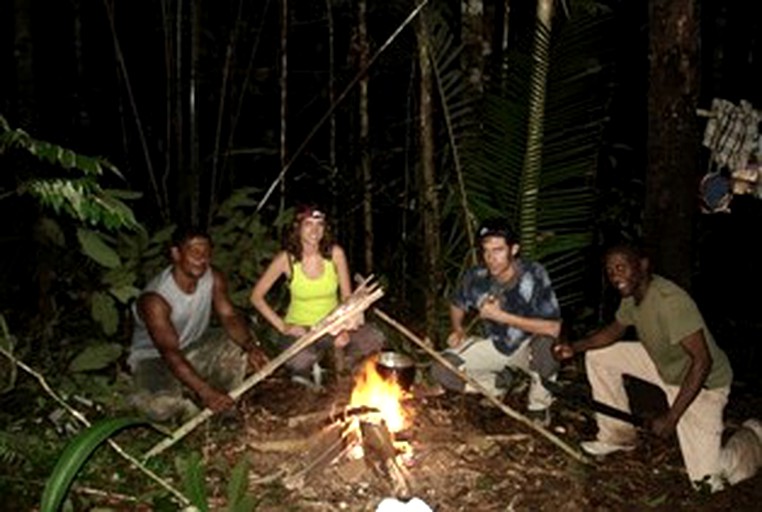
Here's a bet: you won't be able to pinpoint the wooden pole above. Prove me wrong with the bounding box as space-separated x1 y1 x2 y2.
143 281 384 460
373 308 591 465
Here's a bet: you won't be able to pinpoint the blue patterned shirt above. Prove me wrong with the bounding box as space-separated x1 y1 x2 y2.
451 259 560 355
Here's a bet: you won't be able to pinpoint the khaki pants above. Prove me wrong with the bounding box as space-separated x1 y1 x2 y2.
586 341 762 491
431 335 557 411
130 331 247 422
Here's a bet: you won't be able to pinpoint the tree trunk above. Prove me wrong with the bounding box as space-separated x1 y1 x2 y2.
461 0 485 92
279 0 288 215
189 0 201 225
326 0 337 206
417 12 441 338
71 0 88 131
12 0 35 128
645 0 700 289
175 0 186 219
491 0 510 79
358 0 373 274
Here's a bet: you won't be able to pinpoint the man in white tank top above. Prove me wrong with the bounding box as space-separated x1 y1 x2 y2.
129 227 268 422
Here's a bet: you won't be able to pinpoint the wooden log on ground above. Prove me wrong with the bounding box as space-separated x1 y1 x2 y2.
283 419 360 489
360 420 413 499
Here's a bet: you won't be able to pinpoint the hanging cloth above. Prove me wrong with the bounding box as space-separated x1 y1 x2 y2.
702 99 760 171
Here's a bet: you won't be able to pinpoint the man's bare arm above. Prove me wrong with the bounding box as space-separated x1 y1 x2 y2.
137 293 234 412
212 269 268 370
651 329 712 438
553 320 627 360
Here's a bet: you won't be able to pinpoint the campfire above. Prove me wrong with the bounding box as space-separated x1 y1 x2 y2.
282 354 416 498
349 355 413 434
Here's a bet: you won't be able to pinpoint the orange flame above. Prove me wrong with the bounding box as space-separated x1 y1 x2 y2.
349 357 410 433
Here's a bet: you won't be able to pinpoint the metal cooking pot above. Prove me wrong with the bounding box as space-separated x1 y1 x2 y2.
375 351 416 391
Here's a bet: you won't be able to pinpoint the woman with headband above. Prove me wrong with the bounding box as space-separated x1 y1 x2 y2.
251 204 385 386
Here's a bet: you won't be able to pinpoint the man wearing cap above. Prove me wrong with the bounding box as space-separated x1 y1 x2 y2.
128 226 268 422
431 218 562 423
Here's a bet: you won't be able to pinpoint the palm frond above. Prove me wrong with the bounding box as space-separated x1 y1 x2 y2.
456 10 615 307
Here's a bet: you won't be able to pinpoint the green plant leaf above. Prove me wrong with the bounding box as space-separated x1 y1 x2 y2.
90 291 119 335
104 188 143 200
77 228 121 268
226 456 252 511
175 452 209 512
40 417 153 512
68 342 123 373
109 284 140 305
35 217 67 247
103 267 137 289
228 496 257 512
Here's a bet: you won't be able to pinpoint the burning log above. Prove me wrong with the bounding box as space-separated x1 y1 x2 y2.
142 277 384 460
283 419 361 490
360 420 413 499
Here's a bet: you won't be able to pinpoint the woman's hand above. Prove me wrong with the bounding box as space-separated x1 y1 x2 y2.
334 331 351 348
282 323 308 337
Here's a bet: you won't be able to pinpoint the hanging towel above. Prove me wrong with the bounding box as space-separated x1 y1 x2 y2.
702 99 760 171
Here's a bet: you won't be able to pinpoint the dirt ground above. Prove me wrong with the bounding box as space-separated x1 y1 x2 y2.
200 364 762 512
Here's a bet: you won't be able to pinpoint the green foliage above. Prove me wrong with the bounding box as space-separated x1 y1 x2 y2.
208 187 282 307
40 417 152 512
0 429 30 470
437 10 616 308
77 229 122 269
68 343 123 373
226 456 258 512
0 114 140 231
172 452 258 512
426 10 480 274
175 452 209 512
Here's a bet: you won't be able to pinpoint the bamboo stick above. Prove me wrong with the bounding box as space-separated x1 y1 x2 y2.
0 347 191 507
373 309 591 465
142 281 384 460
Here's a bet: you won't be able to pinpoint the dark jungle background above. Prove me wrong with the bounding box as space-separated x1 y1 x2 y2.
1 0 761 508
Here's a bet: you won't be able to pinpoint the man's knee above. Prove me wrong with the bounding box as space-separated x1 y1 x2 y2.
430 352 467 392
130 392 195 423
346 323 386 364
529 335 559 380
287 349 320 375
584 345 611 373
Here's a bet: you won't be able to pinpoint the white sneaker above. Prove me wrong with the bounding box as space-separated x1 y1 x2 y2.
580 440 636 456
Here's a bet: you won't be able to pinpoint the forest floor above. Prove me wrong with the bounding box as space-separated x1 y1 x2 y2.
175 361 762 512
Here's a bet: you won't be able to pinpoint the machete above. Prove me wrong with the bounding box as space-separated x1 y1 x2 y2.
543 378 648 429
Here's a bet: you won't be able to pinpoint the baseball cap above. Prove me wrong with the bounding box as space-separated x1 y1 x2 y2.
477 218 519 244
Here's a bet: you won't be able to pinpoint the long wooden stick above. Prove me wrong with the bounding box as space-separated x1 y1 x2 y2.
143 281 384 460
373 309 591 465
0 347 191 506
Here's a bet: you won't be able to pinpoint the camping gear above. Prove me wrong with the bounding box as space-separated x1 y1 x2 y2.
376 351 416 391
